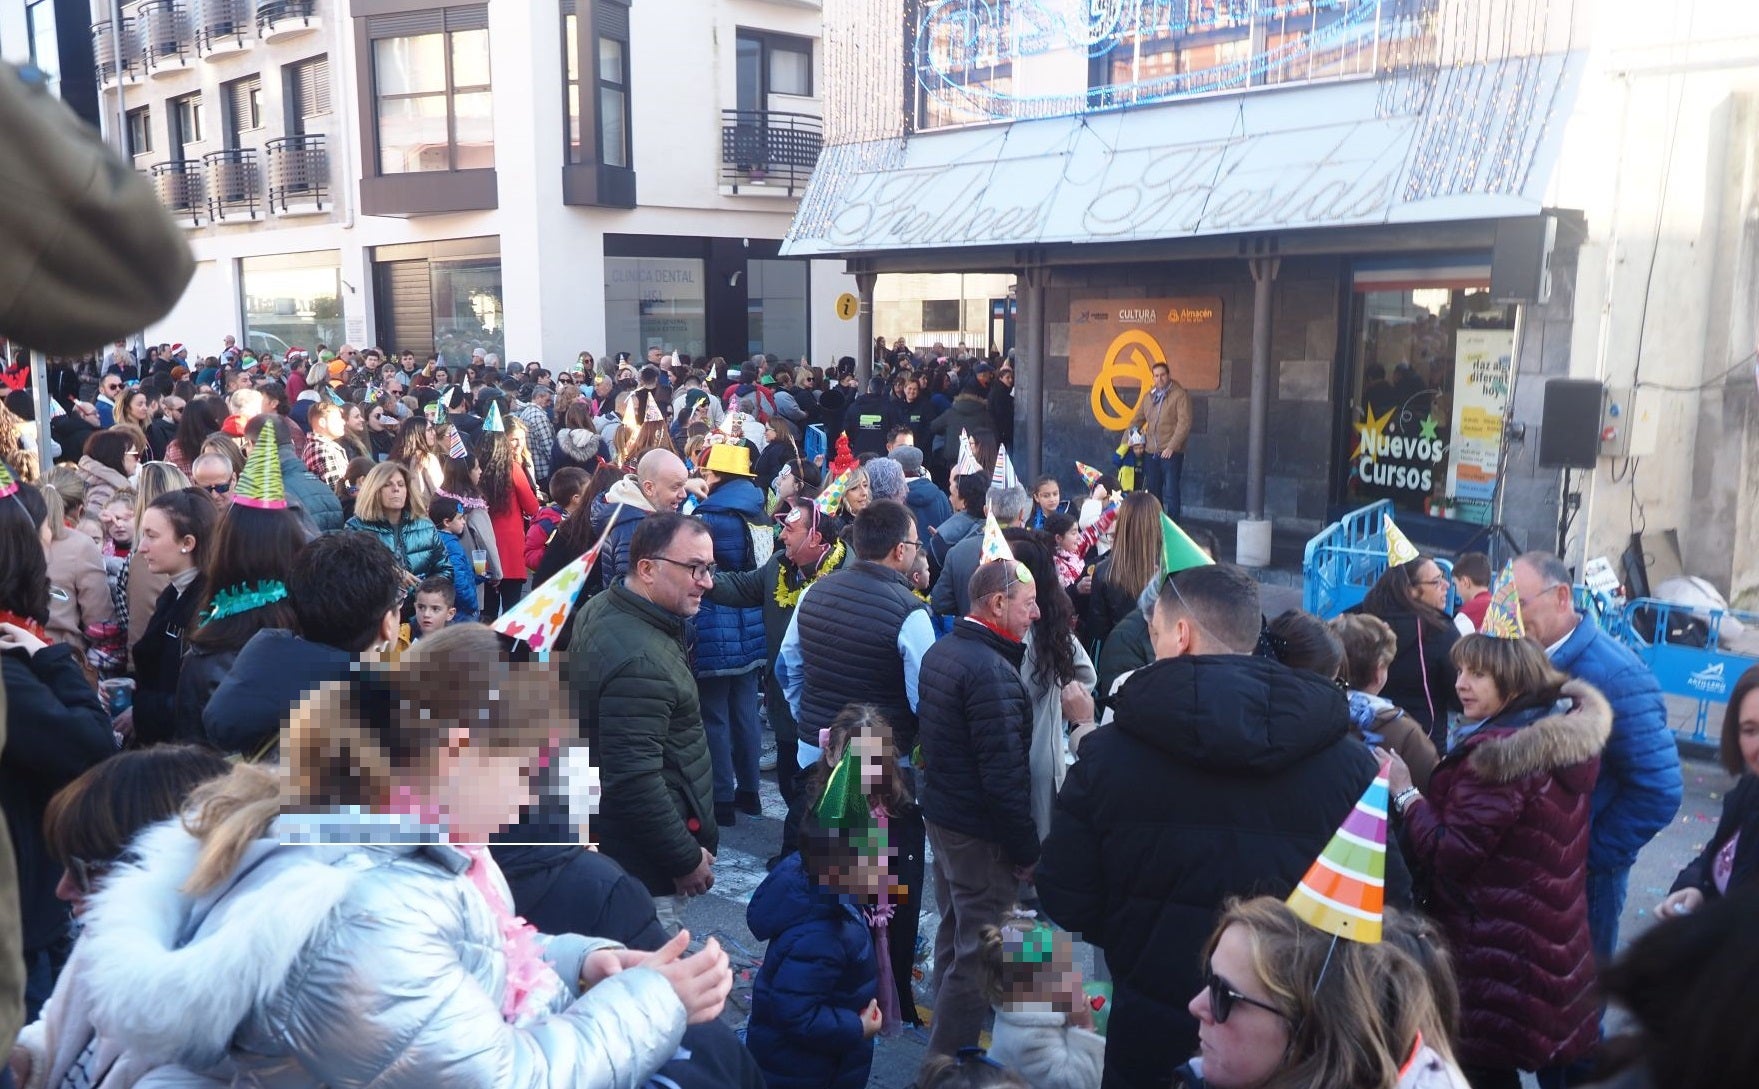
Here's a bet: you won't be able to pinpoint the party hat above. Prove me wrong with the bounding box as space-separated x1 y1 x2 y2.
447 426 470 461
1481 562 1526 640
951 430 983 477
814 746 868 829
1383 514 1419 568
990 443 1020 490
1285 759 1388 944
0 459 17 499
482 401 505 433
493 508 620 653
1075 461 1103 489
424 400 446 424
325 386 345 406
1162 514 1214 576
645 394 664 423
816 468 851 516
620 391 640 441
980 509 1014 565
234 429 288 510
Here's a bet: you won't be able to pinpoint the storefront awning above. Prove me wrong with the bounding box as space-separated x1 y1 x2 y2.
783 53 1584 259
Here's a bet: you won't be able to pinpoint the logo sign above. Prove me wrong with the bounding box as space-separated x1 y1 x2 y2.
1688 661 1728 696
1070 298 1223 431
835 292 860 321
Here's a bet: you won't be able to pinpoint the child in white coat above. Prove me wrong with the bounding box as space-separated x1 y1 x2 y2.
978 910 1105 1089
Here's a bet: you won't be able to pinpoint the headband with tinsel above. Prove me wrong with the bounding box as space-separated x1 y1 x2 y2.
200 580 289 624
1000 910 1057 966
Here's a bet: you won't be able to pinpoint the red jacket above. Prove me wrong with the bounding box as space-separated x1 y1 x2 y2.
1402 679 1611 1070
524 504 566 573
489 466 541 579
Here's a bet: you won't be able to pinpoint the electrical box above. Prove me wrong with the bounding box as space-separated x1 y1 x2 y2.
1600 386 1660 459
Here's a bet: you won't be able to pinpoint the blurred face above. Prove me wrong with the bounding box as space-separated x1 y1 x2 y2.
989 578 1041 638
1511 559 1576 648
1737 688 1759 777
122 447 141 476
780 508 825 567
379 472 408 515
1407 560 1448 612
1455 665 1507 721
427 728 539 841
442 511 467 536
161 396 185 421
637 527 714 617
1188 925 1291 1089
136 507 194 575
1152 364 1171 390
642 459 690 512
413 592 454 636
124 392 149 422
192 462 234 508
100 501 134 545
1056 526 1081 553
344 405 366 434
100 377 122 399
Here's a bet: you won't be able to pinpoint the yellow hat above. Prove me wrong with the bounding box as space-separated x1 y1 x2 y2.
703 442 754 478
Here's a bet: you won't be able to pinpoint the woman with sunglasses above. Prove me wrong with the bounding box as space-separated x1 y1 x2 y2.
8 746 231 1086
1361 556 1460 747
1176 897 1467 1089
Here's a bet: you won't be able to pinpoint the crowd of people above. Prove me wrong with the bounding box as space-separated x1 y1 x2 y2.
0 330 1747 1089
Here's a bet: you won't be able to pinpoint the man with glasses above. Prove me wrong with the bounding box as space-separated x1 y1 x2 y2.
567 511 719 936
190 453 236 511
95 376 123 427
1037 563 1410 1087
1512 551 1680 963
915 556 1043 1061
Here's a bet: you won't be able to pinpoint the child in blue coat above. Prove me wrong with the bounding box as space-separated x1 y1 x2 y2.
746 812 884 1089
429 496 481 621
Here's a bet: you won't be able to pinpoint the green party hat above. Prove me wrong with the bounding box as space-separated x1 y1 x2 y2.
1162 513 1213 575
814 745 868 829
235 430 288 509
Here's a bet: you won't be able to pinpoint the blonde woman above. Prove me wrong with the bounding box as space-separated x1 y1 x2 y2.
1084 492 1165 654
344 461 452 595
121 461 192 655
38 484 117 673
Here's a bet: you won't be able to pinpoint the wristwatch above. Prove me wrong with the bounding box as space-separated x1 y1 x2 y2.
1392 786 1421 814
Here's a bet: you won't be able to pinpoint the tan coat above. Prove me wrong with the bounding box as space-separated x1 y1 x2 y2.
125 555 170 659
45 530 115 657
1128 381 1192 455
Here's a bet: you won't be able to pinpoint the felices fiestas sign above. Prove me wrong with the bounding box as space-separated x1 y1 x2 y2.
1071 297 1223 430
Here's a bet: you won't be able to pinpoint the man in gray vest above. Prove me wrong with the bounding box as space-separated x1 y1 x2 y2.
775 498 936 1025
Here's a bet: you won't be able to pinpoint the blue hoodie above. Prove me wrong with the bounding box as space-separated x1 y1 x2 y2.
692 476 768 675
745 853 876 1089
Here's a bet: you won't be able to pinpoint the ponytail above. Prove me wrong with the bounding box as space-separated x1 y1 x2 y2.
181 764 280 896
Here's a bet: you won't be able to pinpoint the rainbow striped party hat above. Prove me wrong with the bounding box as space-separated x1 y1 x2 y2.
447 426 470 461
1285 759 1388 944
990 443 1020 490
1075 461 1103 489
952 430 983 477
1482 562 1526 640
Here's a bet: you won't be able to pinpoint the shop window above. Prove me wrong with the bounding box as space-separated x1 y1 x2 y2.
433 258 504 363
241 252 344 360
605 256 706 359
370 7 493 174
747 260 809 359
1345 274 1516 523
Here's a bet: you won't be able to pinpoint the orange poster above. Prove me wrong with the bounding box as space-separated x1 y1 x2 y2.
1070 298 1223 430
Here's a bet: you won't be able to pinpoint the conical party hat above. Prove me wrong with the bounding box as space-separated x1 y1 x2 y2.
620 392 641 441
1286 759 1388 944
493 507 620 653
980 509 1014 565
1383 514 1420 568
424 400 446 425
816 468 851 516
234 429 288 509
1162 514 1214 576
645 394 664 423
0 458 17 499
990 443 1020 490
952 430 983 477
1482 562 1526 640
1075 461 1103 489
813 745 870 830
482 401 505 433
447 426 470 460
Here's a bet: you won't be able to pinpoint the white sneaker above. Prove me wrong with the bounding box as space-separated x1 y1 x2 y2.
759 751 778 772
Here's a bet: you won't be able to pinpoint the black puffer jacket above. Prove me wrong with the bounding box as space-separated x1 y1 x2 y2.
203 629 356 758
1037 654 1412 1089
1362 601 1460 742
918 619 1037 868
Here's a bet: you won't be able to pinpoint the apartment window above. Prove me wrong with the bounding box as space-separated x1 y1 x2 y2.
26 0 59 96
597 36 628 168
736 30 812 112
286 55 331 135
224 75 263 148
560 0 633 208
172 93 205 159
126 107 152 156
369 7 493 174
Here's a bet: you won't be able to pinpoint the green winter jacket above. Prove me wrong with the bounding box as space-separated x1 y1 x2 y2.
567 582 718 895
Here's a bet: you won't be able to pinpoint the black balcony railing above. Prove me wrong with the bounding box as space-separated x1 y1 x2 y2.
266 134 329 213
150 160 204 221
257 0 316 37
196 0 254 55
203 148 259 221
138 1 192 72
91 20 135 82
720 109 822 196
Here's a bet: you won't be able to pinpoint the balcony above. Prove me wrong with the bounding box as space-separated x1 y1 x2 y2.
256 0 318 43
203 148 260 222
91 20 136 86
138 1 194 78
196 0 254 59
266 134 329 215
720 109 821 197
150 161 205 225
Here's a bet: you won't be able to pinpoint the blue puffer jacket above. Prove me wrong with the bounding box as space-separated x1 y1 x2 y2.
692 477 767 676
746 853 876 1089
1552 615 1682 873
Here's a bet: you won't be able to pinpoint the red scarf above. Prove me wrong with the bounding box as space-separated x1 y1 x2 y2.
0 610 49 643
963 615 1022 643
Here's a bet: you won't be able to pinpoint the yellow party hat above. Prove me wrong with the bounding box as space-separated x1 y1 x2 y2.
1383 514 1420 568
1481 562 1526 640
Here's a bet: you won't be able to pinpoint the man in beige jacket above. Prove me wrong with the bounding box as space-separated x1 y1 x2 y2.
1127 363 1192 519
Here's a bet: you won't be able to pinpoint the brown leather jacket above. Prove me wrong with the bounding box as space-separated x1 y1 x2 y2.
1129 381 1192 455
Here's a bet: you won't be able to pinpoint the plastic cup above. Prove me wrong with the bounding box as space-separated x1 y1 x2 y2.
471 549 489 577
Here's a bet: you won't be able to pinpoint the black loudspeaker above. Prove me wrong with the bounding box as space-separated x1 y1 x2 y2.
1492 216 1556 304
1538 378 1604 469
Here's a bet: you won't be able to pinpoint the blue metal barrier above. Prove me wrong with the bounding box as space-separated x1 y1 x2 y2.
805 423 825 466
1611 598 1759 743
1302 500 1455 618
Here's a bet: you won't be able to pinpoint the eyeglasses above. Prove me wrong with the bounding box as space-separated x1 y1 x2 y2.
67 855 113 895
650 555 717 582
1413 576 1448 589
899 539 922 551
201 481 232 495
1205 969 1287 1025
1519 583 1566 610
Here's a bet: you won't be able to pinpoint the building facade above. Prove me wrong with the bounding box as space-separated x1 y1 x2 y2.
71 0 859 369
790 0 1759 606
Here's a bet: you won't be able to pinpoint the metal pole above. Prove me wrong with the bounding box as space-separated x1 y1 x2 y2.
29 349 53 463
1017 268 1046 483
1246 256 1279 521
108 0 129 150
854 270 877 387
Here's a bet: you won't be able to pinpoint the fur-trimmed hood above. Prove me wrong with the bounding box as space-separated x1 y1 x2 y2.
1464 679 1611 785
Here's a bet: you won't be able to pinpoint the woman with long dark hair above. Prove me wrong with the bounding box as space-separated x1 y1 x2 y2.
478 405 539 618
1361 555 1461 744
165 395 225 475
552 400 606 475
128 488 218 747
1003 528 1096 840
391 414 442 504
437 441 502 592
0 467 114 1019
75 429 140 515
752 417 802 492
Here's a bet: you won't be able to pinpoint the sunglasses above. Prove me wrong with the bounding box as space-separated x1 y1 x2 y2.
202 481 232 495
1205 968 1286 1024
